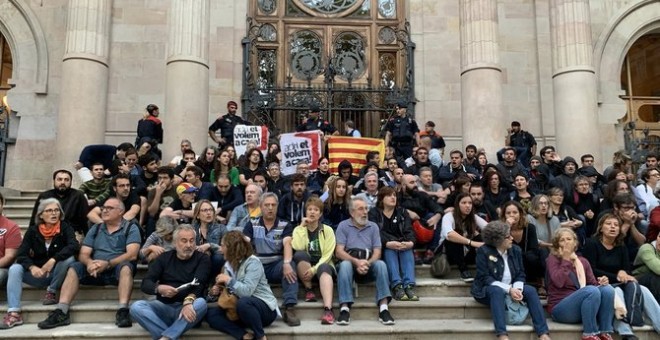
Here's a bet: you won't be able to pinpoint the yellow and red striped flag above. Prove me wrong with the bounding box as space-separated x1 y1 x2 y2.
328 137 385 175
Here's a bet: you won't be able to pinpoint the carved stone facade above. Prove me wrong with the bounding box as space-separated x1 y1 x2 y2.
0 0 657 189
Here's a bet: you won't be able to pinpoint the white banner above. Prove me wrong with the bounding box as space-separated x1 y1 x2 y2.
279 130 323 176
233 125 269 157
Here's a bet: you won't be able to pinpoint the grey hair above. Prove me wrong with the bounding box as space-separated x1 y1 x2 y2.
418 166 432 176
259 192 279 206
105 197 126 212
349 195 369 211
364 171 379 181
155 216 178 237
36 198 64 225
246 184 263 197
482 221 511 247
173 224 196 241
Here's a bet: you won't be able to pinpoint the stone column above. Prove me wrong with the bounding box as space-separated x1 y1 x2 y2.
164 0 210 160
459 0 505 159
55 0 112 170
550 0 598 158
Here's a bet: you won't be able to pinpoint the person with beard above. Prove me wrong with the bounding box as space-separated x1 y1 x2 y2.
37 198 141 329
78 163 112 207
31 170 89 235
278 174 310 226
208 176 244 223
335 196 395 326
469 183 498 222
383 158 399 187
462 145 479 170
495 147 528 186
87 174 141 225
208 101 250 149
550 156 579 205
399 175 443 264
438 150 480 185
130 224 210 340
405 147 440 183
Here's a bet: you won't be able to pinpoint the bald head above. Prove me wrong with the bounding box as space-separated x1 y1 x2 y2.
403 174 417 190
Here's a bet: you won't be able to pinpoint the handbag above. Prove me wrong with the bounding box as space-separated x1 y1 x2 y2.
217 285 239 321
504 295 529 325
430 252 450 278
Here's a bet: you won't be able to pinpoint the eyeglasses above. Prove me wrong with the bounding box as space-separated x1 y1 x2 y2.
199 208 214 213
43 208 60 214
101 206 119 212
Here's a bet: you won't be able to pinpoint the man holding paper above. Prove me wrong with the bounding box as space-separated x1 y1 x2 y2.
130 224 210 340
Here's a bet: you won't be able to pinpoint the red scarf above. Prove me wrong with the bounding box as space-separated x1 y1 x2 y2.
39 221 61 240
145 115 161 125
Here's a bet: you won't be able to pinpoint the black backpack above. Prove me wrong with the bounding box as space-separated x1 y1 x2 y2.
620 281 645 326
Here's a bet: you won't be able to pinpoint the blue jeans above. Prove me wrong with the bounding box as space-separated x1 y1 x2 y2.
6 256 75 312
551 285 615 336
475 284 549 337
262 259 298 306
383 248 415 288
614 285 660 335
130 298 207 340
337 259 391 306
206 297 277 339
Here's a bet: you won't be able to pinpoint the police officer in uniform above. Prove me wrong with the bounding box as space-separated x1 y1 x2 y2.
208 100 250 148
384 100 420 159
296 104 339 139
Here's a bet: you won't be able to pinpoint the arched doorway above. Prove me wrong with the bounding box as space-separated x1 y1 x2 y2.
619 33 660 163
0 32 13 185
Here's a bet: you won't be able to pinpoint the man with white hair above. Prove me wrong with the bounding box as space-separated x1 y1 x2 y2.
226 184 263 232
334 196 394 326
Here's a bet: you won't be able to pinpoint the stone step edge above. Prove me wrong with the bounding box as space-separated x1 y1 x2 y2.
0 296 504 312
0 319 655 339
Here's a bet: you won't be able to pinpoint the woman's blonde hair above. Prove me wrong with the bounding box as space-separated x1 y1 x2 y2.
550 227 578 257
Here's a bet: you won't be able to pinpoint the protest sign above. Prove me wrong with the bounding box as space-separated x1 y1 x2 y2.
233 125 269 156
280 130 322 175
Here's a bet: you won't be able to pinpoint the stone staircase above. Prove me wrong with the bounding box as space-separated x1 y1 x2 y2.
1 191 659 339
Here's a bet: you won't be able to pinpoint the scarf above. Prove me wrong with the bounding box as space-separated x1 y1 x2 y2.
145 115 161 125
39 221 61 240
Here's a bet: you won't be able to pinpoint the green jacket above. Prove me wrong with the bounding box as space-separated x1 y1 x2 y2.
633 241 660 276
291 224 336 274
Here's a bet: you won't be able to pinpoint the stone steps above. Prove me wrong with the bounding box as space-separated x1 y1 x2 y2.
0 277 471 302
0 297 493 324
1 320 657 340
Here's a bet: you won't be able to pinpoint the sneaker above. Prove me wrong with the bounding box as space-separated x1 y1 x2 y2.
115 307 132 328
282 307 301 327
422 250 434 265
0 312 23 329
392 284 407 301
460 270 474 283
597 334 614 340
581 336 600 340
378 309 396 325
404 285 419 301
336 310 350 325
37 309 70 329
305 289 317 302
321 308 335 325
42 291 57 305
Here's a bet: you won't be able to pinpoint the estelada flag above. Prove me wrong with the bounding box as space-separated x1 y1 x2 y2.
328 137 385 175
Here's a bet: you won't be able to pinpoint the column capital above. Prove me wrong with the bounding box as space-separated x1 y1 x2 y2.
63 0 113 66
168 0 210 67
460 0 501 73
550 0 594 75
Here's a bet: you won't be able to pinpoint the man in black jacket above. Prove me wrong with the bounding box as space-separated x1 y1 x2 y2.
130 224 210 339
31 170 89 235
398 175 443 264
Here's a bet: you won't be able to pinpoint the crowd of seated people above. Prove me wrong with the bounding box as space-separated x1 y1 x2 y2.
1 114 660 340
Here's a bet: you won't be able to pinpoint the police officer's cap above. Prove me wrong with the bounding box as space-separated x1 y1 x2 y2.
396 99 408 109
309 104 321 112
